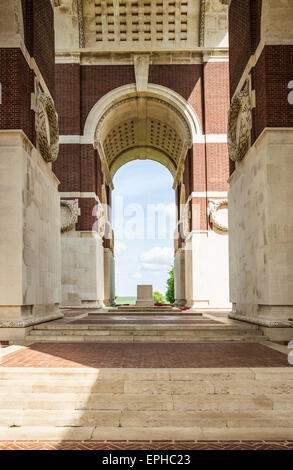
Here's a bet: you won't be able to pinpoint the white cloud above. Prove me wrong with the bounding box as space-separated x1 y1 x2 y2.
115 241 128 254
140 246 173 265
141 263 169 272
132 272 142 279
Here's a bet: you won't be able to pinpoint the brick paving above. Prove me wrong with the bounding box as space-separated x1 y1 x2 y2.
0 440 292 450
0 342 290 368
72 315 222 325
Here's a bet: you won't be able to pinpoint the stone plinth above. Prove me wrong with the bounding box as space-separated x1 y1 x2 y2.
136 285 154 307
0 131 62 339
61 231 105 308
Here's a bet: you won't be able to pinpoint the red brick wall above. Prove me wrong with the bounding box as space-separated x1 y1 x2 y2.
206 144 229 192
229 0 263 97
55 64 205 134
53 144 81 192
254 45 293 142
203 62 230 134
192 143 206 192
21 0 55 95
81 66 135 129
149 65 203 129
55 64 81 135
0 48 34 142
76 198 97 232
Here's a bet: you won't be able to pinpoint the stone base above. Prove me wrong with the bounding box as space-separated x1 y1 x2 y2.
0 303 63 341
174 299 187 307
136 300 154 307
61 231 105 306
229 305 293 327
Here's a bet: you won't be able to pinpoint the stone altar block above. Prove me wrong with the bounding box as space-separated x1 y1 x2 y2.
136 285 154 307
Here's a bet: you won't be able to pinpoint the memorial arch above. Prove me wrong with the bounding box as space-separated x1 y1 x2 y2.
0 0 292 343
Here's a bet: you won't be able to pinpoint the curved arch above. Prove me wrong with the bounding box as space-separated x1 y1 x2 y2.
83 83 202 144
110 147 176 179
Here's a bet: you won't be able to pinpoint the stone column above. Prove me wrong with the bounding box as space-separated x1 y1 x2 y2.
61 230 105 308
104 248 115 307
227 0 293 340
0 132 62 340
174 248 186 306
0 0 62 340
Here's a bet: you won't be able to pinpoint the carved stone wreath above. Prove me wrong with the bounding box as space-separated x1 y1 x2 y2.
97 209 106 239
227 86 252 162
92 203 106 239
209 200 228 233
61 199 79 233
35 92 59 163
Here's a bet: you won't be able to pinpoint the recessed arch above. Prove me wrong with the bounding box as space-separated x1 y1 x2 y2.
83 83 202 144
83 84 201 190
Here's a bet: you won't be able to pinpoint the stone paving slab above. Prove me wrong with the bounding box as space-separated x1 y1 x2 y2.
0 342 291 368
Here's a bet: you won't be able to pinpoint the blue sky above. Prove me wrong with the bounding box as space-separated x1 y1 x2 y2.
112 160 176 297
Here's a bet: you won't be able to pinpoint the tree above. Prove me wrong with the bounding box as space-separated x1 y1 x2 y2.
166 266 175 304
153 291 165 303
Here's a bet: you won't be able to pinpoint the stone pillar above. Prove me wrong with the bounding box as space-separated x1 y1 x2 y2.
226 0 293 340
0 0 62 340
104 248 115 307
0 132 61 339
61 231 105 308
174 248 186 306
185 231 230 310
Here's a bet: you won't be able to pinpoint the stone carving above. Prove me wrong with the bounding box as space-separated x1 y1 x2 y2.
96 204 106 239
199 0 206 46
35 92 59 163
61 199 79 233
208 199 228 233
77 0 85 48
227 85 252 162
14 0 24 40
182 202 191 238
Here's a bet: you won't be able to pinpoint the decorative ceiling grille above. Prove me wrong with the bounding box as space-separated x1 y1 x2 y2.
94 0 192 45
103 118 183 167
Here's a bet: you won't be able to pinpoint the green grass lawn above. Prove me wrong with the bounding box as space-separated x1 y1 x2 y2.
115 296 136 305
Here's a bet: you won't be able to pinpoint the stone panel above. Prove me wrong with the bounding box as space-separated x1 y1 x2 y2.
0 131 61 327
229 129 293 324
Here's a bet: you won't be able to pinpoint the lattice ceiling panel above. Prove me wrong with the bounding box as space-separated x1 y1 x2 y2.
88 0 198 49
103 118 183 167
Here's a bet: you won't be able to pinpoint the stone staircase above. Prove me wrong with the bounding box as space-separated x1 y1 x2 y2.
0 367 292 440
26 322 266 343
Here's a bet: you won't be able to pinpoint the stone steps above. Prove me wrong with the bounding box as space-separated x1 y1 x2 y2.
0 392 292 411
0 367 292 440
26 323 265 343
1 408 293 428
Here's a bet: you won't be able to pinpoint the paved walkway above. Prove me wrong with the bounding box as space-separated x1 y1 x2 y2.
1 342 290 368
0 309 292 450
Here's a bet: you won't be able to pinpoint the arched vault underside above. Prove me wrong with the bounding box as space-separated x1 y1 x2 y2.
92 87 194 190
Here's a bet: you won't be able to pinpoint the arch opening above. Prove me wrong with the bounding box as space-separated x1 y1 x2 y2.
83 84 199 190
